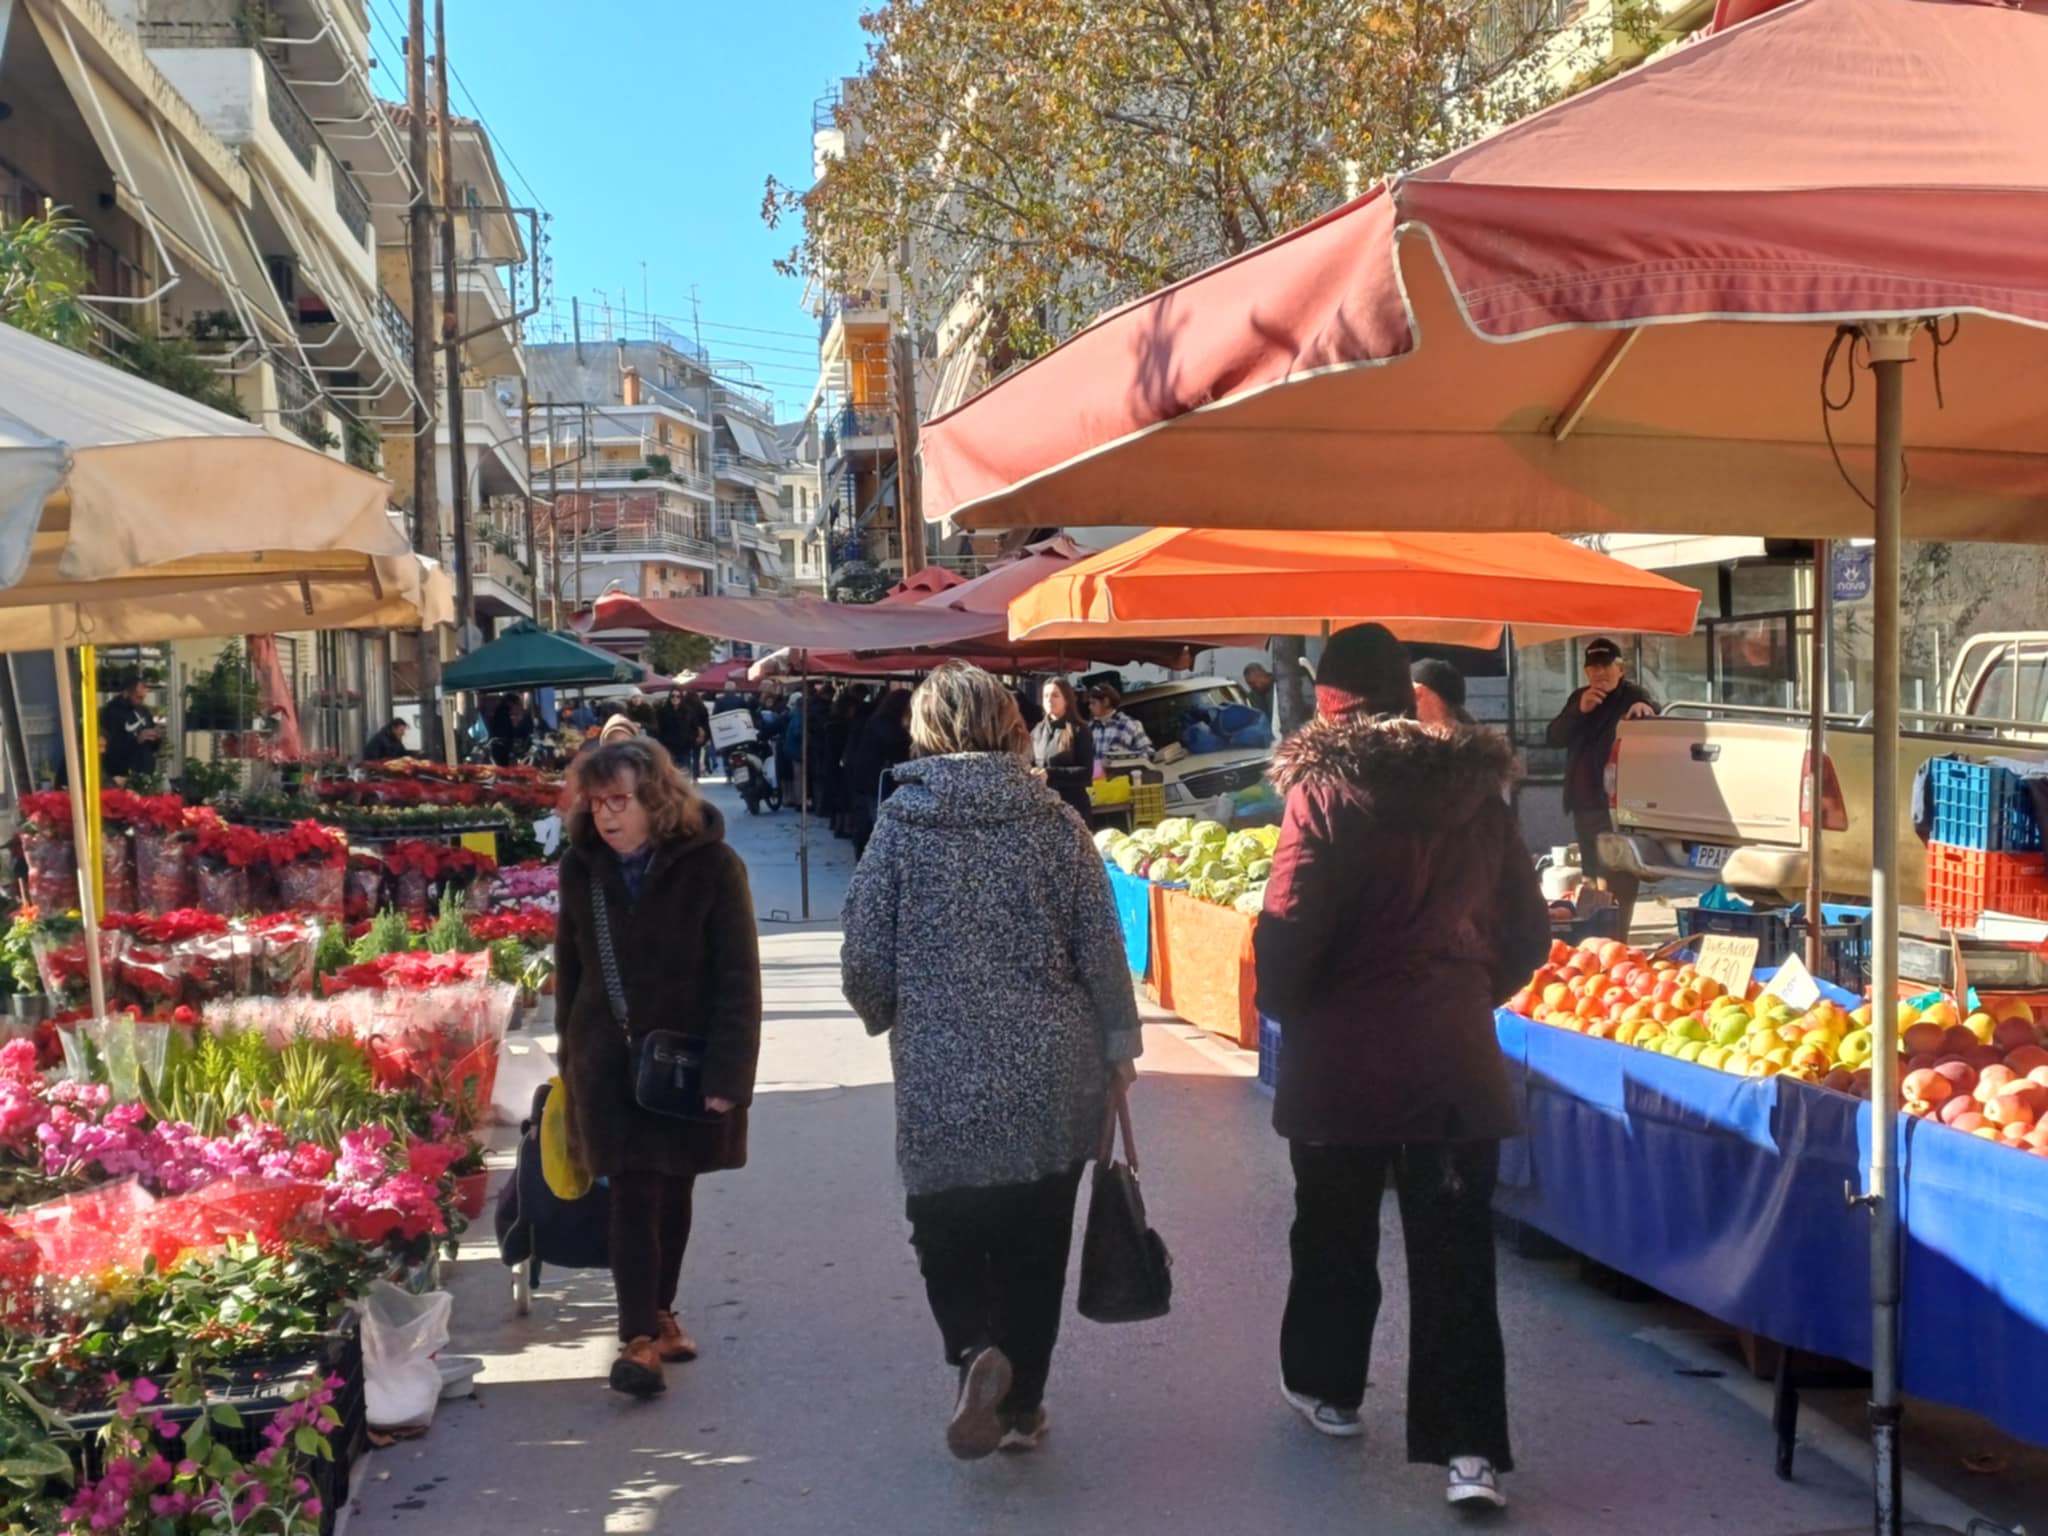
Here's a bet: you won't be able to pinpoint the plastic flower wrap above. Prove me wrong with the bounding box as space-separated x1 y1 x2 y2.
384 840 497 917
131 798 201 915
18 792 78 913
267 821 347 918
181 925 255 1006
56 1016 172 1104
247 915 319 997
192 820 267 916
97 791 145 915
29 914 118 1009
344 853 388 921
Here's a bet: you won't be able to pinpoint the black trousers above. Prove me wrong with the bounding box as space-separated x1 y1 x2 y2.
1281 1140 1512 1470
609 1170 697 1343
906 1164 1086 1414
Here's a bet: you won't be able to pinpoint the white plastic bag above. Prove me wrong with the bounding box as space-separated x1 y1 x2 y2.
490 1039 556 1127
359 1280 453 1430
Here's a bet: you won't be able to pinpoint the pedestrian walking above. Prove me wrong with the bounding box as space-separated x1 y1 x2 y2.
1544 637 1657 936
554 738 762 1399
1029 678 1095 819
1254 624 1549 1510
845 687 913 855
841 662 1143 1460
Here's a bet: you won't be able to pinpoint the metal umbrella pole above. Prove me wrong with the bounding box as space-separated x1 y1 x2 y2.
798 647 811 921
1805 539 1831 972
1857 319 1913 1536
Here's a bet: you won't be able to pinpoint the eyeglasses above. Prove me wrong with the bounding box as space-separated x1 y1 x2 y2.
589 792 637 816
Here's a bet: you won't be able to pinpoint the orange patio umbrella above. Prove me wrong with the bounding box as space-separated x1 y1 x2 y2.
1007 528 1701 648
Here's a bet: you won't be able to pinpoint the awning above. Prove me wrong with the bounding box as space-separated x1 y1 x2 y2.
593 592 1008 653
753 486 782 524
440 619 640 691
725 417 775 464
1575 535 1769 572
27 6 285 334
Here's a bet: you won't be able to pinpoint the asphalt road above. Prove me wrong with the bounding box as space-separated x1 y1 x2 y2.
345 782 1947 1536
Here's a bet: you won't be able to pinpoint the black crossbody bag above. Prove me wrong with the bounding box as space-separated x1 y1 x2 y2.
590 880 717 1121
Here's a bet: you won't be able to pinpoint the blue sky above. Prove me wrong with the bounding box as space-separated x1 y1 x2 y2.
362 0 872 417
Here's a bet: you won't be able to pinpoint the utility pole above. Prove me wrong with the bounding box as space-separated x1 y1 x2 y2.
521 387 537 619
891 232 926 577
573 403 587 622
545 398 560 629
404 0 444 760
435 0 474 653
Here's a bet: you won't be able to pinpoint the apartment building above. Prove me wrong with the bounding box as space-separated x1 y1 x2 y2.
370 102 531 635
771 417 827 596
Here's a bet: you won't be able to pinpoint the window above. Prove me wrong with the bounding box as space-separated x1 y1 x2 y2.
1967 648 2048 723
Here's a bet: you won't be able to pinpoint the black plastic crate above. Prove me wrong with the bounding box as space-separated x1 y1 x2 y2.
1676 905 1869 991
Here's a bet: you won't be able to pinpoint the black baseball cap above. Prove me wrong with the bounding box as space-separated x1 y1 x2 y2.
1583 638 1623 665
1409 658 1467 708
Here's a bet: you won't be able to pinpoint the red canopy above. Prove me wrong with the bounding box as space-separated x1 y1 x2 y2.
596 592 1006 655
879 567 966 604
679 657 754 693
921 0 2048 541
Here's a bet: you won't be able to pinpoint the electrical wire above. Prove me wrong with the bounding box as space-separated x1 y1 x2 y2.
1819 318 1951 512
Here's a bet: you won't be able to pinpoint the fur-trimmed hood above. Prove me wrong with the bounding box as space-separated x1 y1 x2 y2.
1269 715 1517 822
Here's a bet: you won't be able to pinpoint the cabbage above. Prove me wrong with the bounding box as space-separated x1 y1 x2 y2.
1112 843 1148 876
1154 817 1195 844
1225 830 1266 865
1151 856 1185 885
1247 858 1273 882
1189 820 1229 848
1251 826 1281 854
1233 889 1267 916
1094 828 1123 853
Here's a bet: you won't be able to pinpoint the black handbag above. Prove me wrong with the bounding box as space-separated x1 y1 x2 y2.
1076 1085 1173 1324
590 879 717 1122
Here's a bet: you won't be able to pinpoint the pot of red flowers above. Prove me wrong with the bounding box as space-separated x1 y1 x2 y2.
96 790 143 914
191 819 268 916
384 841 496 918
268 820 347 918
16 792 77 912
130 796 200 914
344 853 388 922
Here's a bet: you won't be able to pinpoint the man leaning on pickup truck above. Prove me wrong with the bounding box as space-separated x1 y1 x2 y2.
1546 638 1658 938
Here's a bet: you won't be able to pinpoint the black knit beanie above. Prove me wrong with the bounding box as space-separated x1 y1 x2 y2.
1316 624 1415 718
1410 657 1467 709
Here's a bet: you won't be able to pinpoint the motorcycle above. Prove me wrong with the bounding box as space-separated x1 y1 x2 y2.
723 738 781 815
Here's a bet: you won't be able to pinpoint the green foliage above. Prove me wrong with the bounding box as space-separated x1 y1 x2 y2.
0 917 39 997
344 415 384 473
148 1027 376 1143
770 0 1634 360
116 328 247 418
311 921 352 981
0 209 93 351
645 630 716 677
182 642 261 736
0 1373 74 1498
424 891 480 956
174 756 242 805
349 907 415 965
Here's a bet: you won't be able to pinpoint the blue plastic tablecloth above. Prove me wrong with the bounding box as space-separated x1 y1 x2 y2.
1105 863 1153 979
1495 1009 2048 1448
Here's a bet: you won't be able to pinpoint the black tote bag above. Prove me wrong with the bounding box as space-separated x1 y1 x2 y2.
1077 1085 1173 1324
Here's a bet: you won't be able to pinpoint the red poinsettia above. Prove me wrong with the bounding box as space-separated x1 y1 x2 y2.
267 819 346 868
193 820 269 869
103 908 229 944
384 841 497 881
126 794 190 832
469 911 555 946
98 789 145 826
17 792 71 832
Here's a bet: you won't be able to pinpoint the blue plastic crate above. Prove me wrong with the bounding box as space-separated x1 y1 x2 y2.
1257 1015 1281 1095
1928 759 2043 852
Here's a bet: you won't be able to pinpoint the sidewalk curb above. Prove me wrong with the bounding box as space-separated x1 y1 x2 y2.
1633 1327 1992 1534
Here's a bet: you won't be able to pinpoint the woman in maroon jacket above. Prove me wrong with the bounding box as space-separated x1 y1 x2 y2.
1254 624 1548 1512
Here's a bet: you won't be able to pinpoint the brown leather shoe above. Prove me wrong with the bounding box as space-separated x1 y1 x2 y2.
655 1311 699 1363
608 1337 665 1397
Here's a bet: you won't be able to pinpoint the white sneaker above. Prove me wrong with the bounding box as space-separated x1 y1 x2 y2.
1447 1456 1506 1510
1280 1380 1364 1438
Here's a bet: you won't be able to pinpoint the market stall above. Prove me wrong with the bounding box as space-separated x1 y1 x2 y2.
920 0 2048 1514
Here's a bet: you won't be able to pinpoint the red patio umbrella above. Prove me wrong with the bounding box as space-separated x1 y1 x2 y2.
917 2 2048 1518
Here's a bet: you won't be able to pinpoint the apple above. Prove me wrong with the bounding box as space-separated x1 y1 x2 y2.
2006 1044 2048 1075
1902 1068 1954 1111
1951 1111 1990 1135
1836 1029 1875 1067
1939 1094 1979 1126
1975 1064 2019 1103
1964 1011 1999 1045
1902 1021 1950 1057
1921 999 1962 1030
1994 1016 2038 1053
1944 1024 1984 1058
1932 1058 1979 1097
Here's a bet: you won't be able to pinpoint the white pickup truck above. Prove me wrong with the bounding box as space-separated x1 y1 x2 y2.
1600 633 2048 907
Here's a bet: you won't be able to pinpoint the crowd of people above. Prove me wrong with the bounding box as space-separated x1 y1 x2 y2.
544 628 1549 1512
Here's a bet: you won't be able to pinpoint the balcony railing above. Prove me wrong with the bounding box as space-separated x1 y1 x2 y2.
833 407 894 442
713 384 777 423
587 457 713 495
713 451 777 484
273 362 329 446
575 532 716 565
332 167 371 245
377 290 413 360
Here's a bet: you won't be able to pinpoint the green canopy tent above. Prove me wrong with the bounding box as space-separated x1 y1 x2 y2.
440 620 641 692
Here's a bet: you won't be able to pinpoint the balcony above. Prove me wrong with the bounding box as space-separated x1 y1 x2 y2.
377 290 413 361
431 263 522 377
272 360 338 452
469 525 535 618
713 383 777 424
586 454 714 498
712 451 777 488
578 530 716 566
818 289 891 353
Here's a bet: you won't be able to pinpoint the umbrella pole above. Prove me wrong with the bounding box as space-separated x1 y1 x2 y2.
1805 541 1830 970
799 648 811 921
79 643 104 919
1862 326 1911 1536
48 613 107 1021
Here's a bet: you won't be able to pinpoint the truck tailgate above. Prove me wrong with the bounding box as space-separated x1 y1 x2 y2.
1614 719 1807 846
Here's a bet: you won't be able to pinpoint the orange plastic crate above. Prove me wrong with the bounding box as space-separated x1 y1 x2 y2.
1924 842 2048 927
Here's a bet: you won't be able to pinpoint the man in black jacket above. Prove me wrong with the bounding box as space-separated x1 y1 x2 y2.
1544 637 1657 935
98 680 163 784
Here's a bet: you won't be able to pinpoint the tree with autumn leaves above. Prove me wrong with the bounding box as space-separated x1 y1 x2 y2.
768 0 1655 362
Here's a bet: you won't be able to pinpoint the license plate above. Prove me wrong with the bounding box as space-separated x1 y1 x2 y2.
1690 843 1731 870
731 765 749 783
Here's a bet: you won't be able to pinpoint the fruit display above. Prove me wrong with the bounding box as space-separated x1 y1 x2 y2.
1097 818 1278 914
1511 937 2048 1158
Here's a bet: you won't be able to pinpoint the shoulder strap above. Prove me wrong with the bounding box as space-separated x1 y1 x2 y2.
589 879 632 1039
1096 1080 1139 1172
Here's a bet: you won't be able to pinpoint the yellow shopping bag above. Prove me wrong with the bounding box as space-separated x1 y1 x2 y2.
540 1077 593 1201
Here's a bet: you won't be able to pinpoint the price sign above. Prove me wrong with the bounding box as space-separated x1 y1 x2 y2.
1764 952 1822 1011
1695 934 1760 998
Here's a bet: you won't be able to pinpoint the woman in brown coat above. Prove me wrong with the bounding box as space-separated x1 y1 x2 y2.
554 738 762 1397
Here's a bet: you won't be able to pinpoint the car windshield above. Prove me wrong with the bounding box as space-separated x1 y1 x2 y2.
1125 683 1249 753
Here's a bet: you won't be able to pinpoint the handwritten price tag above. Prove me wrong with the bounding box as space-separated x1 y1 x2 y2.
1695 934 1760 998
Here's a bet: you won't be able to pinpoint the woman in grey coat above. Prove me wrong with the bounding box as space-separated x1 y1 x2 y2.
842 661 1143 1461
